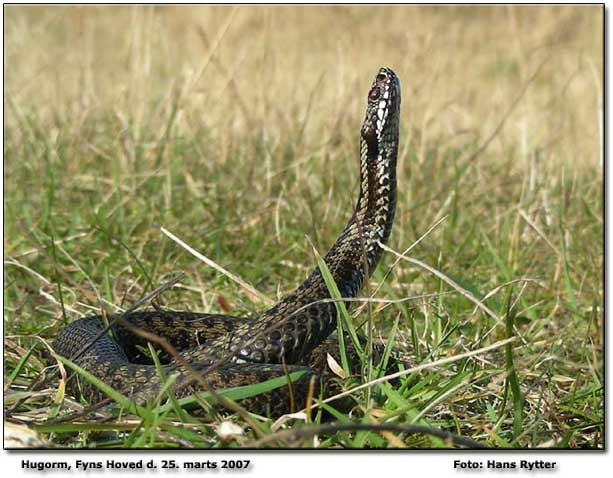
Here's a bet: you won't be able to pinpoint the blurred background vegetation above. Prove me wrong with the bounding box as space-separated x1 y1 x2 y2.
4 6 603 448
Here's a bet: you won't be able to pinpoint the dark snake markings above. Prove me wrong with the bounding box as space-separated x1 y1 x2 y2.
53 67 401 416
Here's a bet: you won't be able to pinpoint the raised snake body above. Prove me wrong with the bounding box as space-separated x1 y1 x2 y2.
52 67 401 416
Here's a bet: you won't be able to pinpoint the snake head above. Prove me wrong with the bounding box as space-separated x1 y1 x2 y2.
361 67 401 144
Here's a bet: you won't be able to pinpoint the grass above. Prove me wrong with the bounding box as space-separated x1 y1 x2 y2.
3 5 603 448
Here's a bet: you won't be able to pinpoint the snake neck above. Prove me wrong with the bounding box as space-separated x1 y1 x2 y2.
310 132 398 299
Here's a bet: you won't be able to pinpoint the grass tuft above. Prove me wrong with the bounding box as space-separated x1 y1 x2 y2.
3 5 603 448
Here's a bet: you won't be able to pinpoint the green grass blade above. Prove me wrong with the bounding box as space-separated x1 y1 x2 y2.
6 344 36 388
311 245 364 367
54 354 150 419
159 369 310 412
147 343 191 422
503 290 523 441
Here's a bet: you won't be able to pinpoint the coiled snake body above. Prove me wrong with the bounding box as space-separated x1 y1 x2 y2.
53 67 401 417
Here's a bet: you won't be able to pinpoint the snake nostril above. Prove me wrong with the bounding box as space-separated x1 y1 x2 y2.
376 72 387 82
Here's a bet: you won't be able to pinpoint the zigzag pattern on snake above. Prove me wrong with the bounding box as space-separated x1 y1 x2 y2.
52 67 401 417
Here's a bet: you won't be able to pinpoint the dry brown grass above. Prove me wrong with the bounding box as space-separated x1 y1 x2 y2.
4 6 603 448
5 6 602 168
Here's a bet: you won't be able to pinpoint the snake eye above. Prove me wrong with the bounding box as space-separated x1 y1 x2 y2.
369 87 381 101
376 72 387 82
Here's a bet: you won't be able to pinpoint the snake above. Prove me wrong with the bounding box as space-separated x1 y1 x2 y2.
52 67 401 417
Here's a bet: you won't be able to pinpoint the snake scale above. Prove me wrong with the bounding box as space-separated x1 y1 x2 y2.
52 67 401 417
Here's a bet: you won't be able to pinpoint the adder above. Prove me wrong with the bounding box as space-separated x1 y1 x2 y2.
52 67 401 417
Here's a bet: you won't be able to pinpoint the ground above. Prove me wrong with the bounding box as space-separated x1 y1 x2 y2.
3 5 603 448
